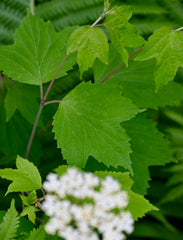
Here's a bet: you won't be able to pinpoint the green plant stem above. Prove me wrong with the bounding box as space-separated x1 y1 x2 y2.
30 0 35 15
25 104 43 159
101 48 143 83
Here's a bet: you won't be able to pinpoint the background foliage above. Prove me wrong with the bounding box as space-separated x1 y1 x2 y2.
0 0 183 239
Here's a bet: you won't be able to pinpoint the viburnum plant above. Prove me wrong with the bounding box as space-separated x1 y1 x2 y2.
0 0 183 239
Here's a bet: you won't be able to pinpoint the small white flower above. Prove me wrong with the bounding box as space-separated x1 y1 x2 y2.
42 168 134 240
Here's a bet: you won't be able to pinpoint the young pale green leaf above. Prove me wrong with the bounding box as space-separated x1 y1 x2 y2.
53 81 141 172
20 206 39 224
95 171 157 220
27 225 46 240
5 83 42 126
122 113 176 195
67 26 108 77
104 0 111 12
19 191 37 206
104 6 145 65
135 27 183 90
0 155 42 194
0 199 20 240
0 11 76 85
55 165 69 176
127 191 157 220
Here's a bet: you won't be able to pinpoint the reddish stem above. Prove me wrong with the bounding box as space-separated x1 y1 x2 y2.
25 55 68 159
44 100 63 106
42 54 69 104
101 48 143 83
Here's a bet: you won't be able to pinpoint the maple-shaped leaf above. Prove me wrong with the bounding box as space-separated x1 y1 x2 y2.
104 6 145 65
93 45 183 109
19 191 37 206
67 25 108 77
0 11 76 85
95 171 157 220
53 81 141 172
0 155 42 194
5 83 42 126
135 27 183 90
0 199 20 240
20 206 39 225
122 113 175 195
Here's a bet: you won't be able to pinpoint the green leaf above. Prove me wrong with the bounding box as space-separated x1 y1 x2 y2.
0 11 76 85
19 191 37 206
135 27 183 90
4 83 42 125
104 6 145 65
27 225 46 240
133 220 183 240
95 171 157 220
104 0 111 12
122 113 175 195
20 206 39 224
0 199 20 240
0 155 42 194
127 191 157 220
16 217 34 240
67 25 108 77
53 81 141 171
0 99 41 165
160 185 183 203
94 45 183 109
55 165 69 176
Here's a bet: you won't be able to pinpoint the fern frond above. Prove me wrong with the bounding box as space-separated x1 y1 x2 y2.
36 0 104 30
3 0 30 14
0 25 14 45
27 225 46 240
132 18 176 34
162 0 183 22
0 0 30 45
0 3 24 29
128 0 167 15
0 199 20 240
52 5 103 31
127 0 183 33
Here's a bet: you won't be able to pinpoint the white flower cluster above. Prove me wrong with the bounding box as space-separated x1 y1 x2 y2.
42 168 134 240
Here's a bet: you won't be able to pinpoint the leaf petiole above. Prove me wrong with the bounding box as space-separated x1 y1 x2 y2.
174 26 183 32
90 11 109 28
25 54 69 159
